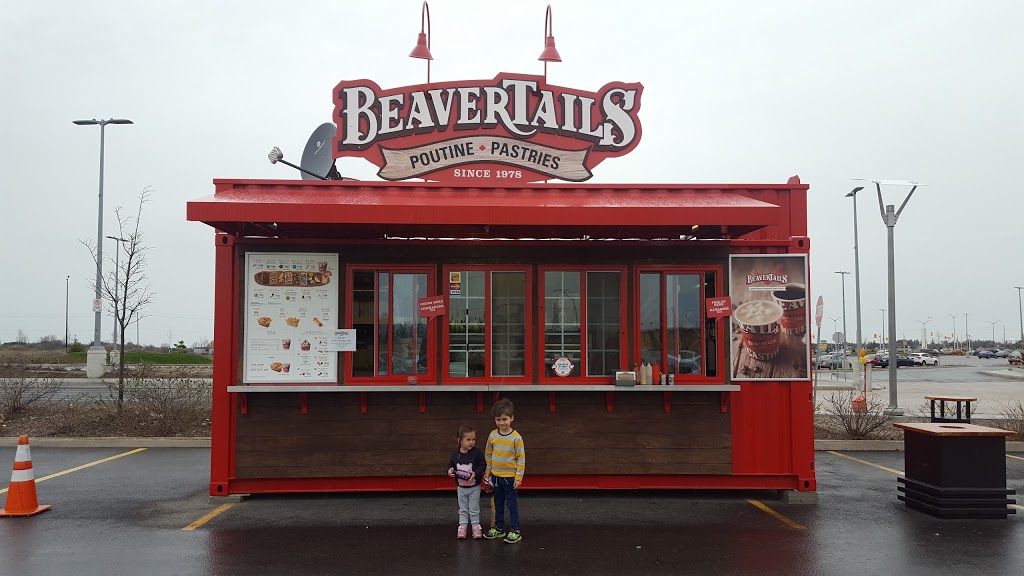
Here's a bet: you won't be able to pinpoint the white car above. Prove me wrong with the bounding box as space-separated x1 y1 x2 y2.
909 352 938 366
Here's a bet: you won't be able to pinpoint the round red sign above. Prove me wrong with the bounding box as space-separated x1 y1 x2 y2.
551 356 575 377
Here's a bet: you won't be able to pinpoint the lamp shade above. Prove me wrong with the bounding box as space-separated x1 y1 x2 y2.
409 32 433 60
538 35 561 62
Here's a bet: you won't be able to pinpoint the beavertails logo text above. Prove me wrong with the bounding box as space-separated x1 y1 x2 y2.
332 73 643 183
747 273 789 285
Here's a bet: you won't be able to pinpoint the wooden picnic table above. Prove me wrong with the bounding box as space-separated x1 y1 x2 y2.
924 395 977 423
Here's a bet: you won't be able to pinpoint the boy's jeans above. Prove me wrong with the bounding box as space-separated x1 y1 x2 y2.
456 485 481 525
492 476 520 532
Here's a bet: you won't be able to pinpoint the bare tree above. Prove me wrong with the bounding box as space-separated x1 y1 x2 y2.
83 187 156 409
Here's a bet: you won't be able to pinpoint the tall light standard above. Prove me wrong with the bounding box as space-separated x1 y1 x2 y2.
828 316 841 349
65 275 70 348
106 235 129 347
835 271 850 364
74 117 133 378
964 312 970 353
1015 286 1023 345
845 186 865 359
949 313 958 349
917 318 932 349
986 320 998 347
880 308 887 345
867 178 922 415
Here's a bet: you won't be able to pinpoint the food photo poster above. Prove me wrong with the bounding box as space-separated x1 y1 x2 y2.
243 253 339 383
728 254 810 382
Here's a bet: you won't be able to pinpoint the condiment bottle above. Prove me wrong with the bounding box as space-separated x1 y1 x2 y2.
638 362 648 385
651 362 661 385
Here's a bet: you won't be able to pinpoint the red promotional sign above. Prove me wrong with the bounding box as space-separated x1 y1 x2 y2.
333 73 643 184
706 296 732 318
815 295 823 327
418 295 446 318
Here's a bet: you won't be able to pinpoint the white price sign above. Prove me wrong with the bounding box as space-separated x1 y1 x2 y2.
92 298 102 312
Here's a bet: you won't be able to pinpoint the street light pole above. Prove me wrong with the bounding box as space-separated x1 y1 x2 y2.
965 312 970 353
871 179 921 415
65 275 70 348
986 320 997 347
949 314 958 349
106 235 129 347
846 187 865 359
917 318 932 349
1015 286 1023 345
880 308 886 346
835 271 850 366
74 118 133 378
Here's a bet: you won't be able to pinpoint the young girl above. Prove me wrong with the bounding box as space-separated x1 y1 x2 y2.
447 424 486 538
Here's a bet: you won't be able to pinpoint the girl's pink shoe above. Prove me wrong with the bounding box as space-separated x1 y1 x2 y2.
457 525 468 539
472 524 483 539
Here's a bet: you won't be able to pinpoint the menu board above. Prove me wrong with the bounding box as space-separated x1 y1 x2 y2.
243 253 339 383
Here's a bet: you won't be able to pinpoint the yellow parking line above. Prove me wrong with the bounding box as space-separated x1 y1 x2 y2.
746 498 805 530
1007 454 1024 462
827 451 904 475
182 504 234 531
1 448 146 494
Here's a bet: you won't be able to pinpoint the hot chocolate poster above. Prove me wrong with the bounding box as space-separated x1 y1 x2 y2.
728 255 810 381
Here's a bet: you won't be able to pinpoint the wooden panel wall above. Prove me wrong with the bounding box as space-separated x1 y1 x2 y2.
235 391 732 479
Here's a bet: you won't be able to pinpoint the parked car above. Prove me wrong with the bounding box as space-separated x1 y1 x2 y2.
909 352 938 366
813 354 851 370
977 349 997 359
948 349 965 356
994 349 1010 358
1009 351 1023 366
877 354 915 368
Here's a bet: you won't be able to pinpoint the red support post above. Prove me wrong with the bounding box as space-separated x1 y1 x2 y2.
210 233 237 497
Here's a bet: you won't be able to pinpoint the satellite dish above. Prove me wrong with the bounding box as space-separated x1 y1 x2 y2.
300 123 341 180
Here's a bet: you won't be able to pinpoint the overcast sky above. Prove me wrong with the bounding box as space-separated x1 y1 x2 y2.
2 0 1022 348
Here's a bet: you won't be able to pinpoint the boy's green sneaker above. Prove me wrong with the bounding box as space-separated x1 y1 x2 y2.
503 531 522 544
483 528 505 540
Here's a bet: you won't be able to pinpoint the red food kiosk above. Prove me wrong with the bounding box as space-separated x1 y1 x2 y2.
187 70 816 498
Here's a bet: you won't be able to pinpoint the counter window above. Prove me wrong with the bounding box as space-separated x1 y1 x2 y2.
637 267 722 379
539 269 625 381
445 267 532 381
349 267 435 380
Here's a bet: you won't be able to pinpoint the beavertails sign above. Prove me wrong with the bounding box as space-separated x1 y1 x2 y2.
333 73 643 184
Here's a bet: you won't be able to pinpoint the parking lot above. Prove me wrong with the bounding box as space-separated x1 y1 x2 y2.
1 445 1022 575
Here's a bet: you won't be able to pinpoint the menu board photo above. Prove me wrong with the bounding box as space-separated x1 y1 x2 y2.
243 253 339 383
729 254 810 382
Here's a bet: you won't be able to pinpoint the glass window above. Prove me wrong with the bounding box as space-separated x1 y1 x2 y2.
350 268 432 379
541 270 623 380
638 269 720 378
446 268 531 380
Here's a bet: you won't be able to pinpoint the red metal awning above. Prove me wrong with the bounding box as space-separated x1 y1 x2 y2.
187 179 805 240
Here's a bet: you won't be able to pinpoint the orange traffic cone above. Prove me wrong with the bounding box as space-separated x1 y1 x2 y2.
0 435 51 517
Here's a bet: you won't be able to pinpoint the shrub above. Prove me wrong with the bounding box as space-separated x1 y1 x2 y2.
994 400 1024 439
0 362 62 414
97 365 211 436
822 389 899 440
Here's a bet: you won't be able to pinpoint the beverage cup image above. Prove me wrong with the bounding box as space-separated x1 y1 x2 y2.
282 339 292 350
772 283 807 335
283 363 291 373
734 299 784 360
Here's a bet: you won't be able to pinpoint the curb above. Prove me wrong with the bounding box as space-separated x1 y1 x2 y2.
979 369 1024 381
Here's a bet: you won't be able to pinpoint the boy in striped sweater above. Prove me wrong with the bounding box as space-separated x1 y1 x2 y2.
483 398 525 544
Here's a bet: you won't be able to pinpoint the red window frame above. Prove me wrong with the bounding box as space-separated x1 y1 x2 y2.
633 265 725 383
441 265 533 384
537 266 628 384
344 264 437 384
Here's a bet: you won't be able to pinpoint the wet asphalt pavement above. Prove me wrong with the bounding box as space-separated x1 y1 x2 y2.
1 447 1022 576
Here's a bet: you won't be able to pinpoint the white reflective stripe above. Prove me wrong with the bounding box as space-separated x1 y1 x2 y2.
15 444 31 462
11 468 35 482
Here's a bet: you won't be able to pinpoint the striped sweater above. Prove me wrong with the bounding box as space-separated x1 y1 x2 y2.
484 429 525 482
